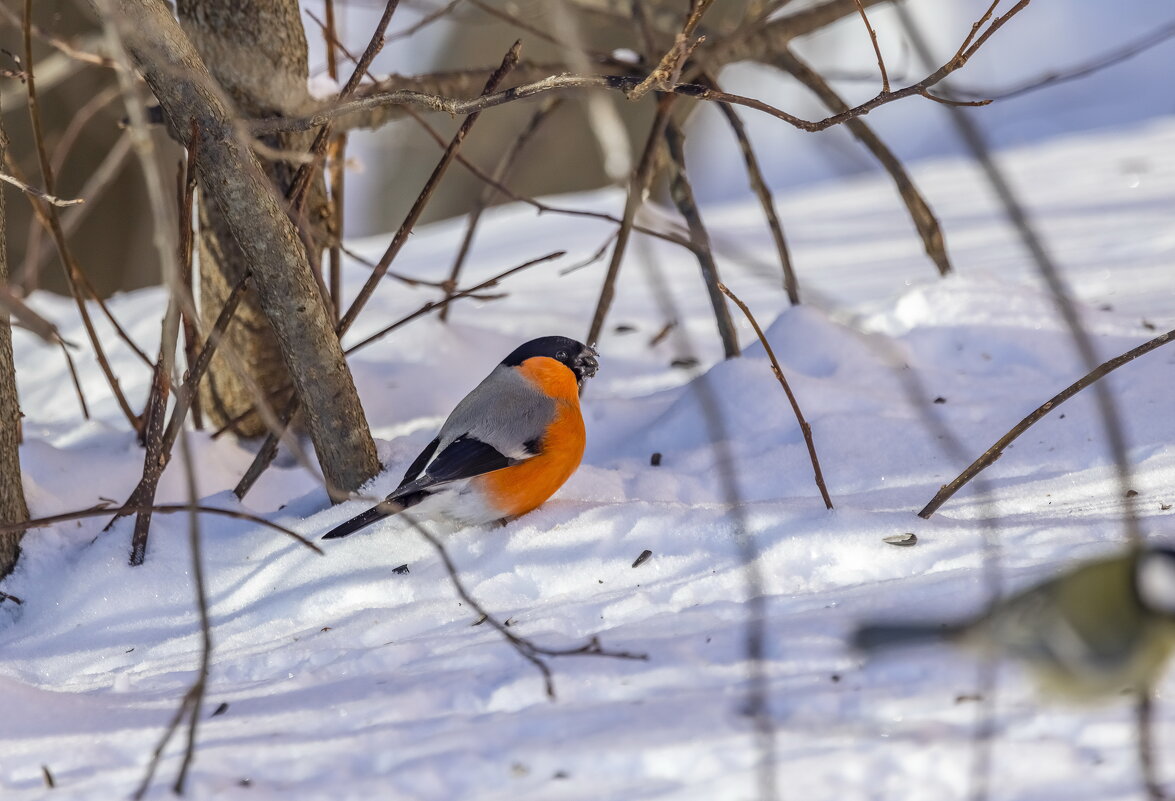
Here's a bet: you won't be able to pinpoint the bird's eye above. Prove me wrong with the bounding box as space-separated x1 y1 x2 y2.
556 350 568 361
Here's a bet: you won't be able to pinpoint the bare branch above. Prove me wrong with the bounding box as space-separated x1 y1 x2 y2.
400 509 646 699
626 0 713 101
952 16 1175 103
586 94 676 346
398 104 693 252
336 40 522 338
170 431 210 794
385 0 464 43
21 0 144 433
1 502 321 553
918 327 1175 519
345 251 565 356
708 84 798 304
439 98 563 321
0 171 83 207
0 4 113 69
770 46 953 276
664 120 740 359
707 0 890 68
717 283 833 509
851 0 889 92
288 0 404 209
0 285 66 344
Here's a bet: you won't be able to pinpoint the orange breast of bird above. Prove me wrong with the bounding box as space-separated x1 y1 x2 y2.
476 356 586 519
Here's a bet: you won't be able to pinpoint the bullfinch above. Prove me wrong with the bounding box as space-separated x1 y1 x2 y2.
322 336 599 539
853 545 1175 699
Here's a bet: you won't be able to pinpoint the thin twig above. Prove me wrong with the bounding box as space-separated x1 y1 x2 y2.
231 394 299 500
918 327 1175 519
340 242 446 287
288 0 403 209
852 0 889 92
106 275 250 537
586 93 676 346
2 502 321 553
385 0 464 43
400 509 646 699
0 285 66 344
336 40 521 338
718 282 833 509
559 230 618 276
664 120 740 359
170 427 210 794
20 0 143 432
397 104 693 252
709 85 798 304
208 385 296 442
952 17 1175 103
625 0 713 102
132 685 193 800
177 124 202 429
57 338 90 419
773 45 953 277
323 0 345 324
345 250 565 355
439 98 562 321
0 171 82 206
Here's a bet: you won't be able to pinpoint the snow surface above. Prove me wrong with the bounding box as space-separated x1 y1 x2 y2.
3 117 1175 800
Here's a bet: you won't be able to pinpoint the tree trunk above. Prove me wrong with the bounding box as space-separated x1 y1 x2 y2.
176 0 331 437
105 0 380 497
0 109 30 580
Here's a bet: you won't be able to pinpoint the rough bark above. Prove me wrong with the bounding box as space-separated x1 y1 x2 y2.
0 110 30 580
176 0 329 437
103 0 380 496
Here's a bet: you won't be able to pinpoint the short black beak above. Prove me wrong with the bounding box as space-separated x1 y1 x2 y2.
575 346 599 382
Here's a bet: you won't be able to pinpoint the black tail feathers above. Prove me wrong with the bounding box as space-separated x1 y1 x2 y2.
322 505 391 540
320 491 428 540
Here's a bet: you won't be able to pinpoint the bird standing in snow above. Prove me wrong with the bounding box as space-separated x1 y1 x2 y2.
323 336 598 539
854 546 1175 699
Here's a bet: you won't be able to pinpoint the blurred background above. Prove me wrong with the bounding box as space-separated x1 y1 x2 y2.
1 0 1172 296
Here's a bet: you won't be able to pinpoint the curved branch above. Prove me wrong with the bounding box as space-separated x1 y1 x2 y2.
0 502 322 554
919 327 1175 519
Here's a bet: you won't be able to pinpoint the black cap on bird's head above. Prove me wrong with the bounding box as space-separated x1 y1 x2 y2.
1135 546 1175 617
501 336 600 385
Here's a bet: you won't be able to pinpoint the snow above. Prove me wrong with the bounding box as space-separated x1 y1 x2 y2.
3 116 1175 800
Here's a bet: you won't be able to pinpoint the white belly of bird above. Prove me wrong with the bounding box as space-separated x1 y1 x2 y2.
404 479 503 528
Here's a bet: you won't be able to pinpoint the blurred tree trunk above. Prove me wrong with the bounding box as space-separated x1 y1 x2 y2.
0 111 30 580
177 0 330 437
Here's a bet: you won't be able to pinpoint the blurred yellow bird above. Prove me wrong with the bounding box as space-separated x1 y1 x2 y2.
853 546 1175 699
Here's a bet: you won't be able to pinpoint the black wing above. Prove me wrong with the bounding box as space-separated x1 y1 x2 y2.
323 436 512 541
398 436 440 488
390 434 515 499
